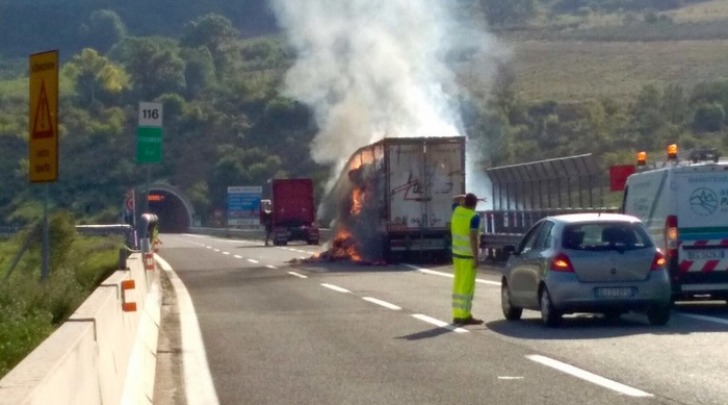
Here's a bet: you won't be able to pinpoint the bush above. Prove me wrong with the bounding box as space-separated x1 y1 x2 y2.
0 218 122 378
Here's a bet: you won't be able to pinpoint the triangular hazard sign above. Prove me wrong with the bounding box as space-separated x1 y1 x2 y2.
32 80 54 139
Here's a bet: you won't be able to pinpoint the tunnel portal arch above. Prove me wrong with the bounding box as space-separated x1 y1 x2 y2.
139 183 195 233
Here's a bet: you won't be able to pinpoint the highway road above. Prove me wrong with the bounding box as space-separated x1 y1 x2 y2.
153 233 728 405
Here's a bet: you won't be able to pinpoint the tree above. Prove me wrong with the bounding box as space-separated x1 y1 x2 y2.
181 47 215 98
692 103 725 133
110 37 186 101
81 10 127 54
63 48 130 107
180 13 240 79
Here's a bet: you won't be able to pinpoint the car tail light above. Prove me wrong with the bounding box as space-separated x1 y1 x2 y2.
550 253 574 273
664 215 678 259
651 251 667 271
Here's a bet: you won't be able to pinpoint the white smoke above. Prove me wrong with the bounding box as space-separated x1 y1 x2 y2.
270 0 508 193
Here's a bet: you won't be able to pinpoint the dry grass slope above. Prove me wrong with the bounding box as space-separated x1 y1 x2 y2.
500 1 728 103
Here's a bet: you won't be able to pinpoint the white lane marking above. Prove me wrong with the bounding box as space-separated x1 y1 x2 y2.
266 265 277 269
321 283 350 293
247 259 259 264
363 297 402 310
288 272 308 279
678 313 728 326
411 314 469 333
526 355 653 398
205 246 212 249
234 255 243 259
155 255 220 405
498 376 524 380
222 252 230 255
405 265 501 286
213 249 220 252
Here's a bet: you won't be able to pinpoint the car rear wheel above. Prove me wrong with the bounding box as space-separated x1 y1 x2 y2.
647 305 671 326
501 282 523 321
540 287 562 327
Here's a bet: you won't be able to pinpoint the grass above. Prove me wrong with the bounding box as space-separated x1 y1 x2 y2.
487 1 728 103
667 0 728 23
0 228 122 379
506 38 728 102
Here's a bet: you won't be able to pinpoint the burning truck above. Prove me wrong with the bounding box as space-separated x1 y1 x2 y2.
317 136 466 264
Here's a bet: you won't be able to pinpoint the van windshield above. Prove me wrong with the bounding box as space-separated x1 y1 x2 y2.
562 222 653 252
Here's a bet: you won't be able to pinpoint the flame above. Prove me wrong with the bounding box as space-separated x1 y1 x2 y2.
331 227 363 262
347 149 375 171
351 188 364 215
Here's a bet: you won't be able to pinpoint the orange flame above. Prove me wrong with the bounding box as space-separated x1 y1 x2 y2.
331 227 362 262
351 188 364 215
347 149 375 171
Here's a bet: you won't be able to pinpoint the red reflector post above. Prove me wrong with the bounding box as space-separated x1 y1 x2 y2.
121 279 137 312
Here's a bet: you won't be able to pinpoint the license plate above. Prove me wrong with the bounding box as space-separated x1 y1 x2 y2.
595 287 635 298
686 250 726 260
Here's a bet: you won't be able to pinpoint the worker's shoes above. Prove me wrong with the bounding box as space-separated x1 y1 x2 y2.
453 316 483 326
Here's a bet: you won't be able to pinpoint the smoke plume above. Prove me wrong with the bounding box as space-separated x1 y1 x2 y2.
270 0 507 189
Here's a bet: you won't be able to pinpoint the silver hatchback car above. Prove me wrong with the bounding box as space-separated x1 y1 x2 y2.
500 213 672 327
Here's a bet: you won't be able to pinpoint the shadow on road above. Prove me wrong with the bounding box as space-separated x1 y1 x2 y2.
486 302 728 340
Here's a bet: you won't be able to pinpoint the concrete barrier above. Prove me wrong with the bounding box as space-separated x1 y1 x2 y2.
0 252 161 405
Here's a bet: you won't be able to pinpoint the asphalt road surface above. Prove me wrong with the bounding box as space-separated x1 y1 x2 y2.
153 233 728 405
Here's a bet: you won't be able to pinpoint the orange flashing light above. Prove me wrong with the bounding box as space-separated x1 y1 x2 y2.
637 151 647 166
667 144 678 160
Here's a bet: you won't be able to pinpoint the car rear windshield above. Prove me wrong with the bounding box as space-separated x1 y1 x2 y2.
562 222 653 251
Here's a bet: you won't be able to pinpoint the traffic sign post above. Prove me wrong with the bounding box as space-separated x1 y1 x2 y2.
29 50 59 183
136 102 163 215
29 49 59 281
136 102 163 164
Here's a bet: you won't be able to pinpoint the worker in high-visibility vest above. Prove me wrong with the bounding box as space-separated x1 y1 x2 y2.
450 193 483 325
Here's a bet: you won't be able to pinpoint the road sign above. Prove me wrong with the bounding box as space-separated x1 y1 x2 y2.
138 102 163 127
227 186 263 227
136 102 163 164
136 127 163 163
29 50 59 182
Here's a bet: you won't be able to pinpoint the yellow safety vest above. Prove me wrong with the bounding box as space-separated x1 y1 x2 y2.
451 206 477 258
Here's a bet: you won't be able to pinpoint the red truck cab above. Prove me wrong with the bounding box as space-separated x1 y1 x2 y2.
261 178 319 246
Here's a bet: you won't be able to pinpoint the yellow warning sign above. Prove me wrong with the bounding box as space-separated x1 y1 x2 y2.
29 50 59 183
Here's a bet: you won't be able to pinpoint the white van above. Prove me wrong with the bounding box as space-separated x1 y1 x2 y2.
622 148 728 302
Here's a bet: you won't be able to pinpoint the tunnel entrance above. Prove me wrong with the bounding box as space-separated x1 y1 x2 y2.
141 184 195 233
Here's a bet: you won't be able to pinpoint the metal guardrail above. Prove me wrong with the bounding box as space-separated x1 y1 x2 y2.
479 208 619 260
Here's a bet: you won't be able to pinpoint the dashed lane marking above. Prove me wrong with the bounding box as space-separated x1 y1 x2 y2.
363 297 401 310
288 271 308 279
405 265 501 286
411 314 469 333
321 283 350 293
526 355 653 398
247 259 259 264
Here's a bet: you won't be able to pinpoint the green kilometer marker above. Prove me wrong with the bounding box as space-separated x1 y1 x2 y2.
136 126 163 163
